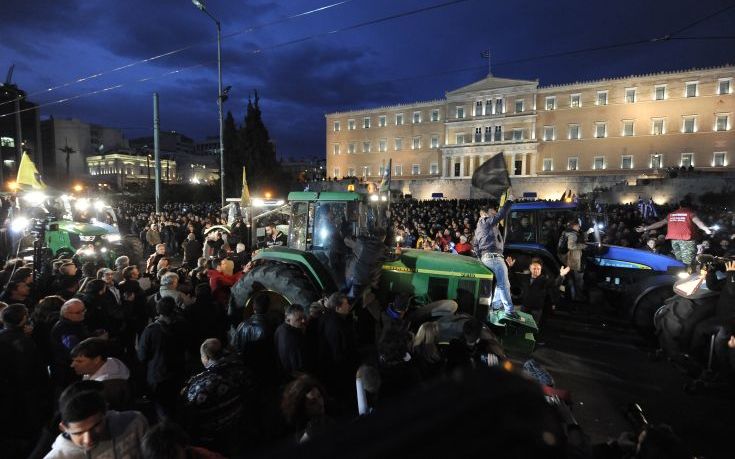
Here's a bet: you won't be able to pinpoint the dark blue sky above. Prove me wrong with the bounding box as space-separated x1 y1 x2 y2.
2 0 734 159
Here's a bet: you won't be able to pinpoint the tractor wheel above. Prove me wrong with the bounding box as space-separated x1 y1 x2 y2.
632 287 673 337
229 261 321 324
120 235 145 266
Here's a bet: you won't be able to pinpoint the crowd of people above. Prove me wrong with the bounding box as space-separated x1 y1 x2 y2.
2 196 732 458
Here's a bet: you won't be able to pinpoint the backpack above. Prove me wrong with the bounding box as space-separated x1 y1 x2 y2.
557 231 569 255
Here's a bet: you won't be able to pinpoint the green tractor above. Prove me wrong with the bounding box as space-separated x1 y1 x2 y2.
230 190 538 354
7 191 144 266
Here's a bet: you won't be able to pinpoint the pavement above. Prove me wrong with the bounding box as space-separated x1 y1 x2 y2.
531 297 733 458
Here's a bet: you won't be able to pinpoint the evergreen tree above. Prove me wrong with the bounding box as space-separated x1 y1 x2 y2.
241 90 278 191
222 111 241 197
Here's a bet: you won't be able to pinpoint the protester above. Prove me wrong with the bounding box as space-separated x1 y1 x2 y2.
275 304 310 377
70 337 133 411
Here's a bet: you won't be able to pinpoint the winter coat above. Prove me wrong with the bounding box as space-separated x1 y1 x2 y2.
84 357 133 411
208 269 244 307
183 239 203 264
49 318 90 387
146 229 162 247
561 229 587 272
274 323 309 375
137 318 187 389
343 235 387 287
473 201 512 256
44 410 148 459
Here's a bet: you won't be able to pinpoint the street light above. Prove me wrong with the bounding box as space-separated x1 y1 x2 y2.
192 0 226 209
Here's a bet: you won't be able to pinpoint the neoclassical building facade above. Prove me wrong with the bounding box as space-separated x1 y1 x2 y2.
325 65 734 198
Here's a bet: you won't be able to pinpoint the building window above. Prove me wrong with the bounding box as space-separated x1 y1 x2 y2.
362 166 370 178
623 120 634 137
652 118 665 135
650 153 663 169
593 156 605 170
363 117 371 129
681 153 694 167
454 162 461 177
718 78 731 95
475 101 483 117
431 135 439 148
495 98 504 114
430 163 439 174
515 99 524 113
333 167 340 177
431 109 440 122
456 133 465 144
333 121 340 132
485 100 493 115
348 143 356 154
621 155 633 169
456 107 465 119
347 167 355 177
716 114 729 131
394 138 403 150
394 164 402 176
545 96 556 111
412 136 421 149
625 88 636 103
682 116 696 134
542 158 553 172
568 124 580 140
494 126 502 142
379 139 387 152
570 94 581 108
713 152 727 167
512 129 523 141
333 144 340 155
396 113 404 125
362 142 370 153
654 85 666 100
412 164 420 175
1 136 15 147
413 111 422 124
595 122 607 138
597 91 608 105
348 119 355 130
483 127 492 142
543 126 555 141
379 115 386 127
685 82 698 98
567 157 578 171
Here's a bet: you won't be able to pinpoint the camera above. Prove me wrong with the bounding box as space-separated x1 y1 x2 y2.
697 253 735 271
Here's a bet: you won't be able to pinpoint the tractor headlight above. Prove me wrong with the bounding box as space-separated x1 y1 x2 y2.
82 247 95 256
381 195 388 202
23 191 47 207
75 198 90 211
94 200 106 211
105 234 121 243
370 194 379 202
100 247 108 253
252 198 264 207
677 271 689 279
10 217 30 233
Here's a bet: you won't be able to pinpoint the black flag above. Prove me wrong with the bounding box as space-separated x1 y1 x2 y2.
471 152 510 200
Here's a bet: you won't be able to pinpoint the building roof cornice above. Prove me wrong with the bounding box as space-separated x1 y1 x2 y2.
326 99 445 117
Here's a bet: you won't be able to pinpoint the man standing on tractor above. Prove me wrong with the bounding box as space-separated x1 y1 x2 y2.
473 194 518 318
636 199 712 266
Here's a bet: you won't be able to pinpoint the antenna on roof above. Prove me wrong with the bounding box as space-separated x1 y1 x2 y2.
480 50 491 76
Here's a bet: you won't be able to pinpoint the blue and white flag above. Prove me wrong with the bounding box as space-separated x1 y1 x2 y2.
642 197 658 220
595 201 603 213
637 196 644 215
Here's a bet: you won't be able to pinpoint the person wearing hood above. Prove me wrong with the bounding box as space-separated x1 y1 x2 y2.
208 259 243 307
71 337 133 411
44 385 147 459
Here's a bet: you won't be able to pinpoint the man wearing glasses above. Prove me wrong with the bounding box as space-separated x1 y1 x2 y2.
50 299 91 389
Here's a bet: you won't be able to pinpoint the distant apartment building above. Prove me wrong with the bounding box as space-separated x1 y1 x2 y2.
281 156 326 182
326 65 734 198
195 136 220 156
130 131 195 156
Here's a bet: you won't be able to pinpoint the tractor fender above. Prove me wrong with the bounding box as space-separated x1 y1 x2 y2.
628 274 677 310
504 243 560 271
253 247 338 294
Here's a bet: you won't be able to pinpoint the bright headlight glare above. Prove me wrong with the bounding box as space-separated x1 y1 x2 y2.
105 234 121 242
100 247 108 253
75 198 90 211
370 194 379 202
320 228 329 240
23 191 47 206
94 200 106 211
677 272 689 279
10 217 29 233
381 196 388 202
252 198 264 207
83 248 95 256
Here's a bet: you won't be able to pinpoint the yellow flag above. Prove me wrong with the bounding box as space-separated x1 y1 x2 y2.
240 166 250 206
16 152 46 190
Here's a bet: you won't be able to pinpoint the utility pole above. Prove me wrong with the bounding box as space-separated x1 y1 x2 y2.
153 93 161 213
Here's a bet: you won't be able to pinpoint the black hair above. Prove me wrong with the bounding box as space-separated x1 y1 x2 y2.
82 261 97 278
253 293 270 314
59 388 107 424
1 304 27 327
10 267 32 282
285 303 305 317
70 337 109 360
156 296 177 317
84 279 106 294
141 422 190 459
378 328 411 365
121 265 138 280
3 281 22 295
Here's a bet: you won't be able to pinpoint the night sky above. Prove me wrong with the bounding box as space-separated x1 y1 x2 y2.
2 0 734 160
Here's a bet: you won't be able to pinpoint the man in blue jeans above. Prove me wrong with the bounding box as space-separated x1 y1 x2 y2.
473 194 518 318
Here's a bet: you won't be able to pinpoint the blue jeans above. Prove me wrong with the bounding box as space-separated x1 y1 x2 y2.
481 253 513 314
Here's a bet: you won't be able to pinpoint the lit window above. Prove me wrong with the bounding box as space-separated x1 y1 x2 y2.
542 158 553 171
515 99 524 113
379 165 385 176
431 135 439 148
652 118 665 135
475 101 483 117
495 98 504 114
456 107 465 119
483 127 492 142
512 129 523 141
362 166 370 178
625 88 636 103
719 79 731 95
333 168 340 177
0 137 14 147
654 85 666 101
348 143 356 154
413 111 421 124
333 121 340 132
623 120 634 137
348 119 355 130
570 94 581 108
412 164 420 175
716 114 729 131
363 117 371 129
347 167 355 176
685 82 698 98
568 124 580 140
494 126 502 142
474 127 482 143
593 156 605 170
431 109 440 122
595 123 607 138
362 142 370 153
333 144 340 155
683 116 696 134
412 136 421 150
394 138 403 150
394 164 402 176
650 154 663 169
379 139 387 152
597 91 608 105
379 115 386 127
567 157 578 171
713 152 727 167
681 153 694 167
621 155 633 169
545 96 556 111
396 114 404 125
430 163 439 174
543 126 555 141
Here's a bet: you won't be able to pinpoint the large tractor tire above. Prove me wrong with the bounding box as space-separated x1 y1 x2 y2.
120 235 145 266
631 287 673 338
229 261 321 324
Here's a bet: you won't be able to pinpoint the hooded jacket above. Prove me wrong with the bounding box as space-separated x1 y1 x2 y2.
84 358 132 412
44 410 148 459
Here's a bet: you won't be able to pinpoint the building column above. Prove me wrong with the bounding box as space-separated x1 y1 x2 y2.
521 153 527 176
459 155 465 177
530 153 537 176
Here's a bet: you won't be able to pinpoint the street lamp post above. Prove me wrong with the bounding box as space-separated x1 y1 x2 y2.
192 0 225 209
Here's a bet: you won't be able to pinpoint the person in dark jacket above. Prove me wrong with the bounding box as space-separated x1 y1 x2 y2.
138 296 188 420
274 304 309 378
343 228 387 300
31 295 65 368
690 260 735 360
233 295 274 359
76 279 114 335
377 327 422 401
507 257 569 327
182 233 203 269
0 280 33 310
0 304 53 456
50 299 91 388
317 292 358 404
